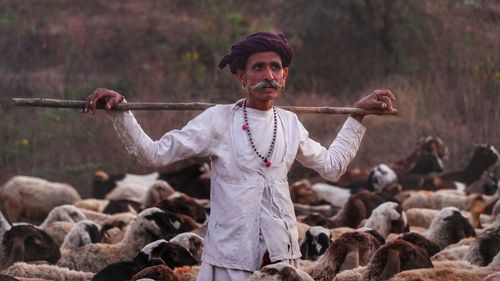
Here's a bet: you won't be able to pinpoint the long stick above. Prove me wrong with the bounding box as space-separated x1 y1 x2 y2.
11 98 396 115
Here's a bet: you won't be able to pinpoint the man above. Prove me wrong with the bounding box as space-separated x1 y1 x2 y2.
83 32 396 280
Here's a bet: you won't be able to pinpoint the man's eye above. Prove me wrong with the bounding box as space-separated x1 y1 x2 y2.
253 64 263 71
271 64 282 71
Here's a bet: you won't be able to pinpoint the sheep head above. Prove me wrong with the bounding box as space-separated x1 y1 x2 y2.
138 208 186 240
364 202 409 239
312 230 380 280
134 239 197 269
468 144 499 171
420 136 448 160
62 220 101 249
2 224 60 268
289 179 321 205
427 207 476 249
300 226 331 261
143 180 175 208
92 170 120 199
466 224 500 266
367 164 398 193
362 239 433 281
40 205 87 229
130 264 176 281
397 232 441 257
249 263 314 281
169 232 204 264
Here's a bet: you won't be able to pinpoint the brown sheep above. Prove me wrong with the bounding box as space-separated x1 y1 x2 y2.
1 224 60 270
361 239 433 281
304 230 382 281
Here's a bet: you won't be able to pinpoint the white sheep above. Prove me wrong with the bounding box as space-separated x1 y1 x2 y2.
142 180 176 208
249 262 314 281
3 262 94 281
300 226 331 261
61 220 101 249
99 212 137 244
37 205 88 246
39 204 87 229
77 207 136 226
388 260 500 281
0 176 81 223
432 215 500 266
301 230 382 281
56 207 182 272
406 207 491 229
409 190 489 228
364 202 408 239
0 210 12 237
426 207 476 250
465 222 500 266
311 183 351 208
402 190 484 212
104 172 160 203
369 163 399 193
169 232 204 264
74 199 109 213
311 163 398 207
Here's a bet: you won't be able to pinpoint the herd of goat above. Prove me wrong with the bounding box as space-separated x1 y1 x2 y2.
0 136 499 281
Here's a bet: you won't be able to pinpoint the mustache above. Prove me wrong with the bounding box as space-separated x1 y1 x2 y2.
250 79 282 91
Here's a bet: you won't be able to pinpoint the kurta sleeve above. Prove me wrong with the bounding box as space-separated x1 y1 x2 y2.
109 105 215 168
295 116 366 182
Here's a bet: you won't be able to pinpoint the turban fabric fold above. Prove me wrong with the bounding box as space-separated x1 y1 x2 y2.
218 32 293 74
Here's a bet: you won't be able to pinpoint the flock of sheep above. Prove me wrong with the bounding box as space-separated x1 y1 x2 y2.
0 136 499 281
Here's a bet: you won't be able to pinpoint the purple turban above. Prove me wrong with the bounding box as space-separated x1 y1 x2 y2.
218 32 293 74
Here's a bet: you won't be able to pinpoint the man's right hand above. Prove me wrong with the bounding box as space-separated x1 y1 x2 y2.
83 88 124 115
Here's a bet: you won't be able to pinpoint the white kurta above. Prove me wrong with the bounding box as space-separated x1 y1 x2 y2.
109 99 366 279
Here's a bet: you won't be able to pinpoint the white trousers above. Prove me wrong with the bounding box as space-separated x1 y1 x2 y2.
196 234 297 281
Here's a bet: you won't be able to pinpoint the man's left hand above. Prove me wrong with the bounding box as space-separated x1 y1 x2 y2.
351 89 397 123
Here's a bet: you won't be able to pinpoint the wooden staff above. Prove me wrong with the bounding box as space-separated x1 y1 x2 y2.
11 98 396 115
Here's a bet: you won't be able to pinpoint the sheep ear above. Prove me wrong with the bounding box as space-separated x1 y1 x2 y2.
60 212 74 223
85 224 101 244
339 250 359 273
353 198 368 221
388 208 401 221
300 239 310 259
279 266 303 281
379 249 401 280
6 240 25 267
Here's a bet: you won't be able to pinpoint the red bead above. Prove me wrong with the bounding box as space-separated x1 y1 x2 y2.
242 124 249 131
265 160 272 167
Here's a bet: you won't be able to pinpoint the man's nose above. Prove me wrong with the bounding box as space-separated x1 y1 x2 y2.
262 67 274 80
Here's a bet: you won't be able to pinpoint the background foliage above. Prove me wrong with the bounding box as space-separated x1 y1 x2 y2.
1 0 498 197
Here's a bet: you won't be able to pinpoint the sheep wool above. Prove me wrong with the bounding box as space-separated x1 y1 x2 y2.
248 262 314 281
56 208 174 272
3 262 94 281
0 176 81 223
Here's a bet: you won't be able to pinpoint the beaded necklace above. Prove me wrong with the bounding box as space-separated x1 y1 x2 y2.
241 99 277 168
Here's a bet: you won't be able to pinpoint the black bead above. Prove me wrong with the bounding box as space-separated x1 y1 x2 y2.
242 100 277 167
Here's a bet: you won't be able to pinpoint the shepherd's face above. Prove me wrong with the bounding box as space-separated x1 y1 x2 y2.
236 51 288 108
